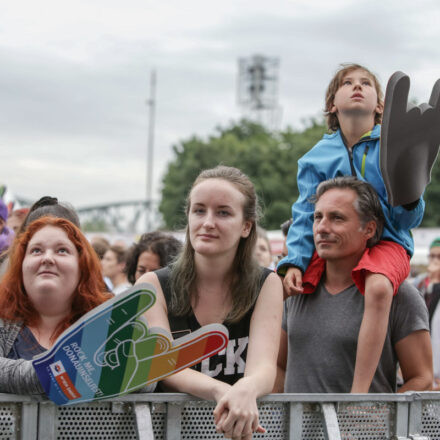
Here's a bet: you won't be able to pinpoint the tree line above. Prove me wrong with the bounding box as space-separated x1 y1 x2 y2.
159 119 440 230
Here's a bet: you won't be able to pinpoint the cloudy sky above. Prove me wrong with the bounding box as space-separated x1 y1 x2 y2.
1 0 439 210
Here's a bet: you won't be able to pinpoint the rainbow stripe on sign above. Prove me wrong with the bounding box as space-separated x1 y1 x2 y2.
32 284 228 405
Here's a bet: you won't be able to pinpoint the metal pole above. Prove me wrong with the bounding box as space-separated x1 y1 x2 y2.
146 70 156 232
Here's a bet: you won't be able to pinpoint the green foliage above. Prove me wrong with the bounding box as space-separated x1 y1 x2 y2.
422 161 440 227
159 119 327 230
160 118 440 230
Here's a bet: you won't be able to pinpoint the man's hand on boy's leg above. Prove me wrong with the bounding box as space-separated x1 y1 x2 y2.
282 267 304 299
351 273 393 393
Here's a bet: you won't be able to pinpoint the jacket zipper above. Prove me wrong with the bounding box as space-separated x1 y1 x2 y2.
347 146 357 177
344 136 371 179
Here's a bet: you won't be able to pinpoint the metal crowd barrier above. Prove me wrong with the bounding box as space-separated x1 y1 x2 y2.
1 392 440 440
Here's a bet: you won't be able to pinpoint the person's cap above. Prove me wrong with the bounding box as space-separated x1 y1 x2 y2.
0 199 8 221
430 237 440 249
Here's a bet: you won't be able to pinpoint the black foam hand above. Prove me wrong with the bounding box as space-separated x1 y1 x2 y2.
380 71 440 206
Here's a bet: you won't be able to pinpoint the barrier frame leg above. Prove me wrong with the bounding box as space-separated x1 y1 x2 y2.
20 402 38 440
165 403 182 440
408 400 429 440
37 402 56 440
321 403 342 440
134 403 155 440
288 402 303 440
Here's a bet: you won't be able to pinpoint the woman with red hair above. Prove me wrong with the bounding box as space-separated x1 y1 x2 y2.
0 216 111 394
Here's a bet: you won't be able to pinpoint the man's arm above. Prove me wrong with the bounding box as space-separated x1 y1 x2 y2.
395 329 433 392
273 329 287 393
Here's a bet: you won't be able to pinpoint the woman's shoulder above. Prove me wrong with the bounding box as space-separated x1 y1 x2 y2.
155 266 172 282
154 266 172 299
259 266 274 286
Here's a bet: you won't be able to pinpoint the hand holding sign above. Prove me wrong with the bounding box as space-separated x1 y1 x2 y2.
32 284 228 405
380 71 440 206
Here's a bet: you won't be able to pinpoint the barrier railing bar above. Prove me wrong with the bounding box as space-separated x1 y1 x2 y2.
0 391 419 404
134 403 155 440
0 391 438 440
118 392 416 403
288 402 303 440
0 395 37 403
20 402 38 440
165 403 182 440
321 403 342 440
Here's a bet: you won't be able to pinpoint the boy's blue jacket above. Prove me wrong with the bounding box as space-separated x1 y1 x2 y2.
277 125 425 274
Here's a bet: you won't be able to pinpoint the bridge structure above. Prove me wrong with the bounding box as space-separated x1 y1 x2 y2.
11 195 164 234
76 199 163 234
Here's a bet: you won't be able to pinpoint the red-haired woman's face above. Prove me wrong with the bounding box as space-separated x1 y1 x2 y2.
22 225 80 317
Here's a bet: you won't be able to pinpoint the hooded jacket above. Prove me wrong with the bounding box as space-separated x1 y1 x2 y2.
277 125 425 274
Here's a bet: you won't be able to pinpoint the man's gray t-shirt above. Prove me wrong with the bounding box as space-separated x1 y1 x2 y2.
282 280 429 393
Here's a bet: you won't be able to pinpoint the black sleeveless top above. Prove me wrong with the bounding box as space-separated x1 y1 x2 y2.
156 266 272 385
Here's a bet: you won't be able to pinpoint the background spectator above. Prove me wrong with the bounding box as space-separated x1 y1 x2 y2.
125 231 182 284
102 244 131 295
6 208 29 235
90 236 111 260
280 218 293 259
19 196 80 234
0 199 14 255
413 237 440 323
254 226 274 269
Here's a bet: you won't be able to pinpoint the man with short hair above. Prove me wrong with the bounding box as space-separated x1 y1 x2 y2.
276 177 432 393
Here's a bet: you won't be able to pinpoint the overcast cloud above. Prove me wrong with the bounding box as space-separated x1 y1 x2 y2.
1 0 439 209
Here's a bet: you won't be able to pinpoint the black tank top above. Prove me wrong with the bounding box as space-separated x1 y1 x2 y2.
156 266 272 385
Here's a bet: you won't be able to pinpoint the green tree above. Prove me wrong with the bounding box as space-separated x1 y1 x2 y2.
159 119 327 230
160 118 440 230
422 162 440 227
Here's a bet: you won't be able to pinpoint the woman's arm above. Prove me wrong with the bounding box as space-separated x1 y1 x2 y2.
0 321 44 395
214 272 283 436
245 272 283 393
0 323 44 394
0 357 44 394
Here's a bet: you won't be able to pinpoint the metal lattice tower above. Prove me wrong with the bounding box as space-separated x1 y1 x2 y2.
237 54 282 130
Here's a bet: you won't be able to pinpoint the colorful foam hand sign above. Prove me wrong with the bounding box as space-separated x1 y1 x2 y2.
380 71 440 206
32 283 229 405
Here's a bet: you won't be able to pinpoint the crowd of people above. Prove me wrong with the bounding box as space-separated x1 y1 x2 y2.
0 62 439 438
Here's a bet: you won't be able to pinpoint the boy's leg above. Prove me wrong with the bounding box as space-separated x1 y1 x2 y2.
351 273 393 393
350 241 410 393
